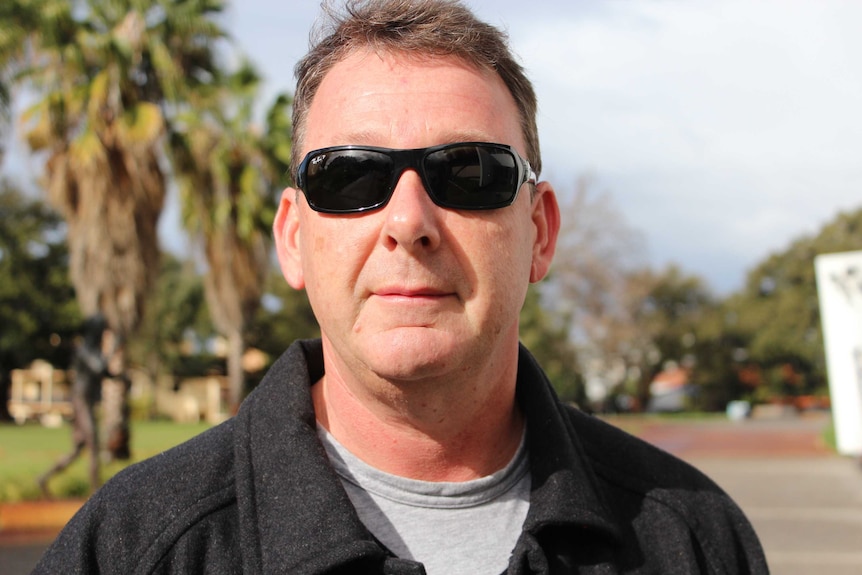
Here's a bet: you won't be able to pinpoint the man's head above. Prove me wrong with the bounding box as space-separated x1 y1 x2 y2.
291 0 542 180
275 0 559 390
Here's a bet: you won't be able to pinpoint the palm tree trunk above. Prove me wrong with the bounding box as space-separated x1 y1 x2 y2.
102 375 131 460
227 328 245 414
102 332 131 461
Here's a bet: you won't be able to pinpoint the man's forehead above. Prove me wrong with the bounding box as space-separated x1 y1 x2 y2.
302 49 524 153
315 47 498 92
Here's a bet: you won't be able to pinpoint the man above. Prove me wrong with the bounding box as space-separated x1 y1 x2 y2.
34 1 767 573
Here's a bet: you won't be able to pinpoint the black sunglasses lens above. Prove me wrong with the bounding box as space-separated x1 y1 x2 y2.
424 145 520 209
304 149 394 212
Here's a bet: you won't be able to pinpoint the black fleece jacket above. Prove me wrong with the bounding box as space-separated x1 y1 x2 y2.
33 339 768 574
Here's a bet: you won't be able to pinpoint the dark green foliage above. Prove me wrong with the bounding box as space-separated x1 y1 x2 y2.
628 265 716 404
724 208 862 401
0 181 81 419
126 253 215 381
686 318 751 411
0 181 81 367
246 268 320 370
519 284 584 404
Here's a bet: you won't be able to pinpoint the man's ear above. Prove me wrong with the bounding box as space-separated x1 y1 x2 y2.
273 187 306 289
529 181 560 283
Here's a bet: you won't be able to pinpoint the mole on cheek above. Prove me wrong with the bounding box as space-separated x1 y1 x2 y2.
314 235 327 254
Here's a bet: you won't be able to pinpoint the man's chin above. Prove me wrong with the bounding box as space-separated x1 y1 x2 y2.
361 330 466 382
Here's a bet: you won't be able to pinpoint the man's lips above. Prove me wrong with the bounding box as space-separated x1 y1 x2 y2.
371 287 454 301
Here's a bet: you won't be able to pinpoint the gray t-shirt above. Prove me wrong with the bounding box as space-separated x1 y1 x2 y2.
318 425 531 575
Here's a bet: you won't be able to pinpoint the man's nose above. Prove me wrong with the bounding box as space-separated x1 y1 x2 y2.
380 169 442 252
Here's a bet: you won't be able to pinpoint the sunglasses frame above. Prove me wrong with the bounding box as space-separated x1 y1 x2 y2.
296 141 537 214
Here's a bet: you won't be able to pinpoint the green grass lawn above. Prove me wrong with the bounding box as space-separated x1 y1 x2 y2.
0 420 212 502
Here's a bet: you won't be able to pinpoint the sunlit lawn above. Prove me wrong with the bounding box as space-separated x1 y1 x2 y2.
0 420 212 502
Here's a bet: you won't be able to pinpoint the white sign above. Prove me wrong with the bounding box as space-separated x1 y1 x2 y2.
815 251 862 456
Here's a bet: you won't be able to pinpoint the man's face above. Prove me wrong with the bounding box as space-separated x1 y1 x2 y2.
275 49 558 386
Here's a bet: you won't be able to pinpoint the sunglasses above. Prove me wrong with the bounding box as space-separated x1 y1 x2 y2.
296 142 537 214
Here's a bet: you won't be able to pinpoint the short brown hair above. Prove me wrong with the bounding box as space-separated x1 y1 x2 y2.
291 0 541 179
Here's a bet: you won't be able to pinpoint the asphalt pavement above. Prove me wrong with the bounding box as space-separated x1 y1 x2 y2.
0 539 49 575
691 455 862 575
636 413 862 575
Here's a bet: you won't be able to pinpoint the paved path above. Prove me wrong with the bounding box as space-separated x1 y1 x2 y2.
3 414 860 574
635 416 835 459
0 539 51 575
690 456 862 575
638 414 862 575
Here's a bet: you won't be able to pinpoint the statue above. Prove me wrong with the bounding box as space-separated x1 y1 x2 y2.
38 315 114 497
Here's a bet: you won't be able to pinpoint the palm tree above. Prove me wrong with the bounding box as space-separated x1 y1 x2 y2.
0 0 45 155
15 0 226 461
171 63 292 412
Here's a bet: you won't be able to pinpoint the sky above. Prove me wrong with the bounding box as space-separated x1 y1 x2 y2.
6 1 862 295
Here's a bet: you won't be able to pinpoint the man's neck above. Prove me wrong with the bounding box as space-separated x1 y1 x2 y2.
311 357 524 482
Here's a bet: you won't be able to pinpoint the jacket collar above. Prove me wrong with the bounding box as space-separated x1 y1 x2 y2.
234 340 388 573
233 340 621 573
515 344 621 541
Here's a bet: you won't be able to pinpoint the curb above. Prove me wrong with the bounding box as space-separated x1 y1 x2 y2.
0 500 84 535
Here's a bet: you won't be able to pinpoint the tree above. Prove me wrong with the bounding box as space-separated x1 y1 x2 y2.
247 266 320 379
545 177 736 411
519 284 584 405
170 64 292 411
684 305 751 411
624 265 716 408
0 180 80 421
126 252 214 387
12 0 226 458
723 207 862 402
1 0 51 159
547 176 647 407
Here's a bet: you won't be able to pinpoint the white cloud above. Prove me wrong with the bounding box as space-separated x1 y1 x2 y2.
508 1 862 292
